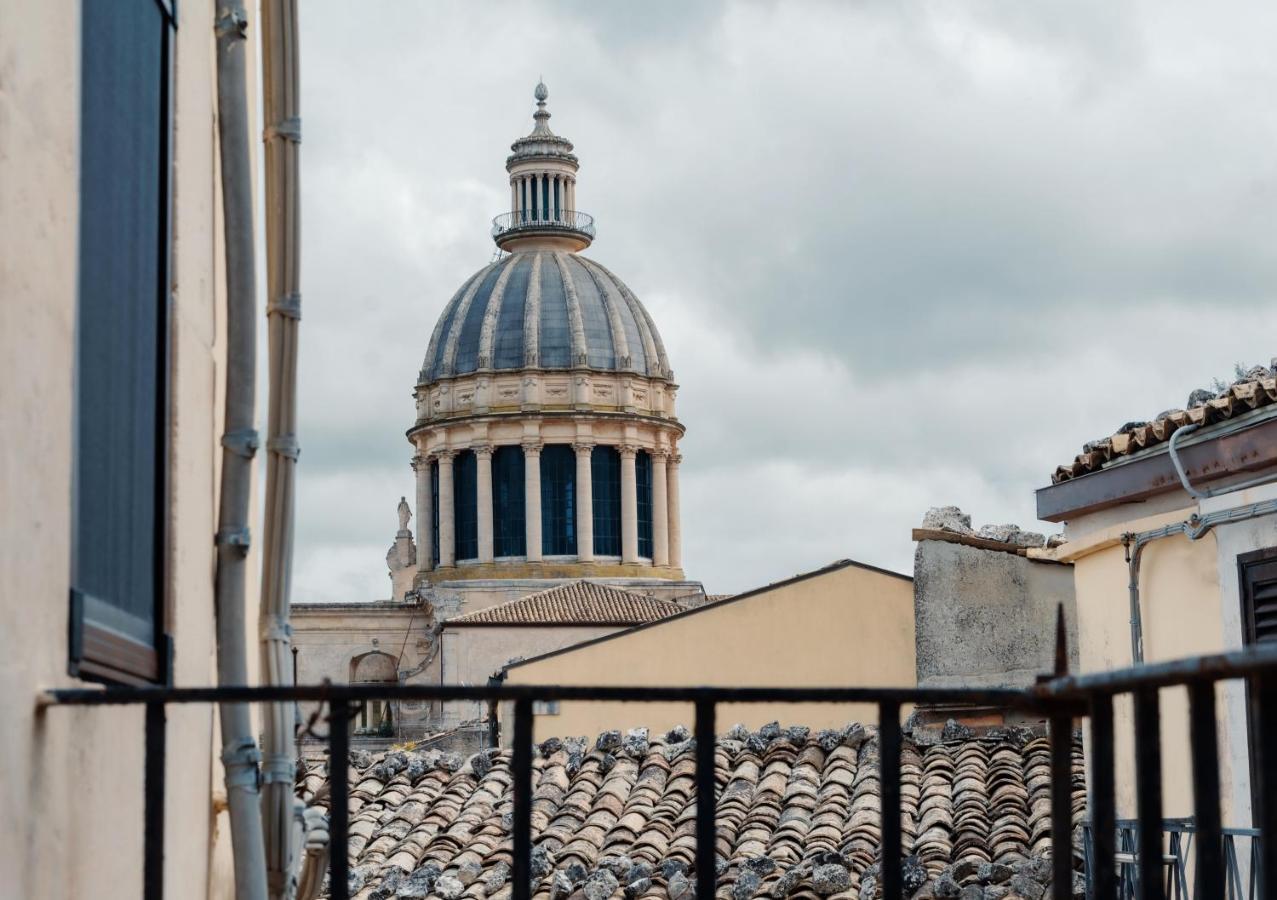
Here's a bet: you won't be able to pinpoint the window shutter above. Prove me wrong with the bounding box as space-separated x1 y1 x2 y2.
1243 557 1277 645
71 0 173 682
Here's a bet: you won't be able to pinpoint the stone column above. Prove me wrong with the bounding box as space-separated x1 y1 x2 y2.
652 449 669 567
667 453 682 569
475 444 494 563
574 442 594 562
523 442 543 562
619 444 639 564
413 453 433 572
436 450 456 567
567 178 574 212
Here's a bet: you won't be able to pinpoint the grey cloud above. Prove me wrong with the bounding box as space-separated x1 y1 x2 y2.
292 0 1277 602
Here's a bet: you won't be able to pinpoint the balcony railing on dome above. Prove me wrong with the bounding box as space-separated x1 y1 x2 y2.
491 209 596 240
40 613 1277 900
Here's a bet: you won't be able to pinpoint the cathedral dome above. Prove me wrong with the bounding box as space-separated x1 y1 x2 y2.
420 251 670 383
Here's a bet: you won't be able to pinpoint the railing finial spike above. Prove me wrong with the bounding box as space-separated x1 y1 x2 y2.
1054 602 1069 677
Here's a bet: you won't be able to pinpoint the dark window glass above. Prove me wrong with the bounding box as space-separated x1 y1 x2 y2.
454 450 478 560
71 0 174 683
541 445 576 555
430 460 439 565
636 450 653 558
592 446 622 556
492 446 526 557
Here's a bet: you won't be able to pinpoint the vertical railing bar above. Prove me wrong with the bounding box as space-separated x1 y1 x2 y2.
144 701 166 900
694 700 717 900
1091 693 1118 900
1050 703 1075 900
880 700 903 900
512 697 534 900
328 700 350 900
1187 680 1224 899
1254 670 1277 900
1134 688 1165 900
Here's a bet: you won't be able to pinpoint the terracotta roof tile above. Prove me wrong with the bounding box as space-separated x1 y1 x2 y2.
1051 366 1277 484
444 581 682 627
298 725 1086 899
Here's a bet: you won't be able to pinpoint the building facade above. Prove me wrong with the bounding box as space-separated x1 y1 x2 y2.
1 1 252 895
1033 364 1277 830
292 84 704 742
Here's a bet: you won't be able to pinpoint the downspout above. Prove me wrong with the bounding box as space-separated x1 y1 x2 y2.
213 2 269 898
1120 426 1277 665
258 0 303 896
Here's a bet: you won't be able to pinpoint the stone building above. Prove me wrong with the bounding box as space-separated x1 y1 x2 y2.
293 83 704 743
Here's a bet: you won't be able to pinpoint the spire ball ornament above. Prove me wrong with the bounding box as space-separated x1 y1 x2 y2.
534 80 548 102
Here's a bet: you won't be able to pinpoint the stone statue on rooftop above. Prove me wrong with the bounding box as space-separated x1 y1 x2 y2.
397 496 411 534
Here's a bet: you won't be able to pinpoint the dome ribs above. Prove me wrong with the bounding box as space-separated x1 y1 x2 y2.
522 252 543 367
574 254 631 371
551 252 589 368
441 261 499 377
476 255 518 371
422 265 489 382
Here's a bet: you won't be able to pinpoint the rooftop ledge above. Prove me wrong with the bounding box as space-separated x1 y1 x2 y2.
491 210 595 251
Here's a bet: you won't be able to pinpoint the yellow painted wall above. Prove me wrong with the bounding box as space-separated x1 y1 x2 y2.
0 3 255 896
502 562 915 741
1051 505 1242 823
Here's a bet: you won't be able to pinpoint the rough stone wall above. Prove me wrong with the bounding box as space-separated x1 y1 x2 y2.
914 539 1078 689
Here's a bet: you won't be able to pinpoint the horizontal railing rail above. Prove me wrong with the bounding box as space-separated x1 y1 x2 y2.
491 209 596 239
1082 819 1263 900
41 631 1277 900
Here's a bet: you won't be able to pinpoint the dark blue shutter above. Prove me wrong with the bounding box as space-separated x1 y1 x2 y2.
540 445 576 556
592 446 622 556
71 0 173 679
454 451 478 561
492 446 526 557
636 451 653 558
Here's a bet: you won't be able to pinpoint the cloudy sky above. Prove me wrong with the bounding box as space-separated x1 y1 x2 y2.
292 0 1277 603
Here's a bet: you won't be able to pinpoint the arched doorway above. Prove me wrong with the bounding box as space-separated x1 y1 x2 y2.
350 650 398 735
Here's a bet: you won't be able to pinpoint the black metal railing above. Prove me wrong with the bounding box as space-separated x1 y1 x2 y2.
1082 819 1263 899
491 209 596 240
43 640 1277 900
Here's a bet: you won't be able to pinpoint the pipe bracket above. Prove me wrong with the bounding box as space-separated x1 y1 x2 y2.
221 428 259 459
264 117 302 144
267 292 302 320
216 527 252 549
267 434 300 460
214 7 248 39
260 755 296 784
221 740 262 789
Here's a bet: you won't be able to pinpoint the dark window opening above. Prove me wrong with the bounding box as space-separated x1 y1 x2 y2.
430 460 439 565
636 450 653 558
492 446 526 557
454 450 478 561
1240 546 1277 823
70 0 176 684
592 446 622 556
541 445 576 555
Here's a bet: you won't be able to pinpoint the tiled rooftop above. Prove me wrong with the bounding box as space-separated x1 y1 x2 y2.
298 723 1085 899
1051 364 1277 484
444 581 683 627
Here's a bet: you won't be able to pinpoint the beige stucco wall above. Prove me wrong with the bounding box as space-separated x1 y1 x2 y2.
1045 480 1277 827
0 2 253 896
441 624 625 724
502 562 916 742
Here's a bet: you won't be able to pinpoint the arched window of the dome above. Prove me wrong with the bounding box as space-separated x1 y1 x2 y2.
591 446 622 556
492 445 526 558
636 450 654 559
454 450 478 561
430 459 439 566
540 444 577 556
